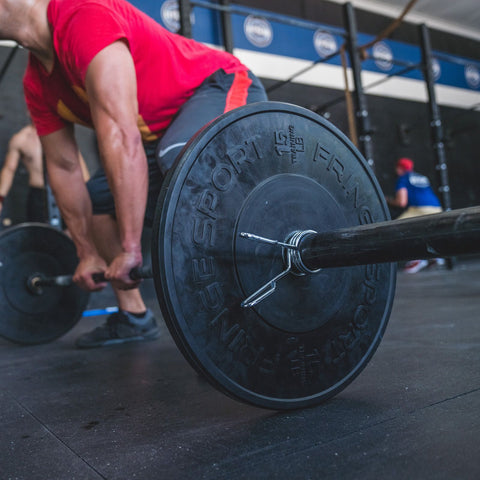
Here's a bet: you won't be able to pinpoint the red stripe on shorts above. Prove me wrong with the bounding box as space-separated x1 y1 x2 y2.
224 71 253 113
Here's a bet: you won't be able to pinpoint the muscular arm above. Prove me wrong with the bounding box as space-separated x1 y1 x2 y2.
85 40 148 287
0 139 21 211
41 126 107 290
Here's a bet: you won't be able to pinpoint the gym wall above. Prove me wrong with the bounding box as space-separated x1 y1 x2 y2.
1 0 479 228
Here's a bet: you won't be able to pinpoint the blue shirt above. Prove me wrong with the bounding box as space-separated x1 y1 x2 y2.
396 172 442 208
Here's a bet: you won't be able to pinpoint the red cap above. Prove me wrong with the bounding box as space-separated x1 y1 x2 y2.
396 157 414 172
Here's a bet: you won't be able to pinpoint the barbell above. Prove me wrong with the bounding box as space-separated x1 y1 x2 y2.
1 102 479 410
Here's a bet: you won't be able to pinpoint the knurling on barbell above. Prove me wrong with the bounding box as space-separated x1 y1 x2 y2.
28 265 153 292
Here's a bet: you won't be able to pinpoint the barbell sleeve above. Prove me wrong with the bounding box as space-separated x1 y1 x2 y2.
298 206 480 270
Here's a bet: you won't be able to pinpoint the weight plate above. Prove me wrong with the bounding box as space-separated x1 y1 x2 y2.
0 223 89 345
152 102 396 409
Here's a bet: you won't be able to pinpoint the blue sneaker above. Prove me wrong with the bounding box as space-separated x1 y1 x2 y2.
76 309 160 348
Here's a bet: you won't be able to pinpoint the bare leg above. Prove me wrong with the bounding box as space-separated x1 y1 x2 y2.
92 214 146 313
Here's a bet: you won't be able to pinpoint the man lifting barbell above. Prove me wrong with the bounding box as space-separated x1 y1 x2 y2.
0 0 267 347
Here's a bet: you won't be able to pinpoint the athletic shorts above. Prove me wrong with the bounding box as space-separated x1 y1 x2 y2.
87 69 267 226
397 206 443 219
26 186 47 223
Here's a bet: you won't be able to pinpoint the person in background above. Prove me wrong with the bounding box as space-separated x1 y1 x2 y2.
0 124 46 222
0 123 90 224
386 157 445 273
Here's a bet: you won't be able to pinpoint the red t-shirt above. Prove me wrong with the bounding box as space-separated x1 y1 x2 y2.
23 0 247 141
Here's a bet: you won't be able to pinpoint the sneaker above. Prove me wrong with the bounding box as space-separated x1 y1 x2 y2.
403 259 428 274
425 258 446 270
76 309 160 348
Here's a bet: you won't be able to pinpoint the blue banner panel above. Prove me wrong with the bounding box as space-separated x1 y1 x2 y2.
133 0 480 92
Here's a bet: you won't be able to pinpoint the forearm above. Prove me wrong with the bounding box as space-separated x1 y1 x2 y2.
41 128 99 261
99 129 147 257
47 159 98 259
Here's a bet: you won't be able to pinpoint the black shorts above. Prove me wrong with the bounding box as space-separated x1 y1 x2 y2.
26 186 47 223
87 69 267 226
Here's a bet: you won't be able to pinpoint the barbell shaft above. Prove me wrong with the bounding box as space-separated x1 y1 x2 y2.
299 206 480 270
33 265 153 288
29 206 480 290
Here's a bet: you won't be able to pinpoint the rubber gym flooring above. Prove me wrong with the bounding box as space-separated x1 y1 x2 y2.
1 254 479 479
